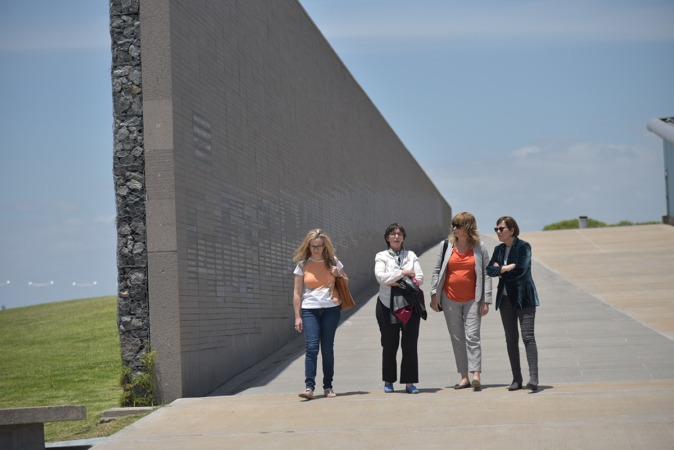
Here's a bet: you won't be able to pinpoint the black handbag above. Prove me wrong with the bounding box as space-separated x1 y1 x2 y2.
390 276 427 323
397 275 421 294
398 275 428 320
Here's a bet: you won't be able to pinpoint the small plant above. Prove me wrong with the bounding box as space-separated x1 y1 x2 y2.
543 219 581 230
541 217 657 231
611 220 634 227
119 350 157 407
543 218 607 230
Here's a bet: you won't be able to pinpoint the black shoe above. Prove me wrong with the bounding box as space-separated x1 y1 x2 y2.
454 382 471 389
527 376 539 391
471 379 482 391
507 381 522 391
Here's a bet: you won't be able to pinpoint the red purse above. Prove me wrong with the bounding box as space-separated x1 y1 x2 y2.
393 304 414 324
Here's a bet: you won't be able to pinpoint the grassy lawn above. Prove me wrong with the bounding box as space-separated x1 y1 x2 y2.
0 296 150 442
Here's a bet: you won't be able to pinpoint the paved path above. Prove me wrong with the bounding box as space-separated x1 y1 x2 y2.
524 224 674 341
93 225 674 449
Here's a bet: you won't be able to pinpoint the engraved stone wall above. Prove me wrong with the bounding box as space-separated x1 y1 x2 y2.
111 0 452 402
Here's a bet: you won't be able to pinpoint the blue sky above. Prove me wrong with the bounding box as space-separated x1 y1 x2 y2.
1 0 672 309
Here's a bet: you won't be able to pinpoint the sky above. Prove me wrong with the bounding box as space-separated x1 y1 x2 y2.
0 0 672 309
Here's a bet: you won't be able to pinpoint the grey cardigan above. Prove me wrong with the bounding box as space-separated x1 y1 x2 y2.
430 240 492 304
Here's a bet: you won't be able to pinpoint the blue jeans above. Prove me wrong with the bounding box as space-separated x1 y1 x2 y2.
301 306 341 391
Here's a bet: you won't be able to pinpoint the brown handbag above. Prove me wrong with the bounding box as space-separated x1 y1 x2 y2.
335 277 356 311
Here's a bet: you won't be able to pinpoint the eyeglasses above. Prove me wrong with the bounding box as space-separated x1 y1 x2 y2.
310 245 325 250
388 232 403 237
451 223 463 229
494 227 508 233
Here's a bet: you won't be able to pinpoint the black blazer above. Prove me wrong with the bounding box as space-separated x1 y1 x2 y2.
486 238 540 310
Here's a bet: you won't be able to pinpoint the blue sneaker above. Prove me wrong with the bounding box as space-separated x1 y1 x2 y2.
405 384 419 394
384 383 394 393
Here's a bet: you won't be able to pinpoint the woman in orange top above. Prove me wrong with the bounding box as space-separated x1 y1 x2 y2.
293 229 347 400
430 212 492 391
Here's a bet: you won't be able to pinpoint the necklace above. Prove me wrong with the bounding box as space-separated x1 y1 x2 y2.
388 248 403 267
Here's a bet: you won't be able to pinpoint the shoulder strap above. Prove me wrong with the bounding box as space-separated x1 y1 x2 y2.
441 239 449 261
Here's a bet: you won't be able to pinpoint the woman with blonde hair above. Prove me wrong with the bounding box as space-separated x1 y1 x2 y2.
430 212 492 391
293 228 348 399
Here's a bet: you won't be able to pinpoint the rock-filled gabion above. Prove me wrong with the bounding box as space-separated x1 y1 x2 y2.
110 0 150 378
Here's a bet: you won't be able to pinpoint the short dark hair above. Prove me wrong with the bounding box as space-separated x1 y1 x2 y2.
384 223 406 247
496 216 520 237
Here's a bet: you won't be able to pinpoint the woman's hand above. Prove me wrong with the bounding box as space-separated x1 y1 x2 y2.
330 266 343 278
430 294 441 312
295 317 303 333
389 269 414 286
501 264 516 274
480 302 489 317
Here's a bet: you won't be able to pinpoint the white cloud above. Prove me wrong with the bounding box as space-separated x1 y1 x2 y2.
0 209 117 307
8 201 80 214
426 139 664 232
64 218 86 227
94 215 116 225
304 0 674 46
512 146 542 157
0 18 110 52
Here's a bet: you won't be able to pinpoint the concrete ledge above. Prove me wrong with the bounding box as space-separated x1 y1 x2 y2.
46 437 107 449
100 407 155 423
0 406 86 450
0 405 86 425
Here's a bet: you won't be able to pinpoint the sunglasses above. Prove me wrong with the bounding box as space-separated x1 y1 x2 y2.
494 227 508 233
451 223 463 229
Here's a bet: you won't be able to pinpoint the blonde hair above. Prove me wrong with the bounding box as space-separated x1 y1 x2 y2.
449 211 481 247
293 228 337 268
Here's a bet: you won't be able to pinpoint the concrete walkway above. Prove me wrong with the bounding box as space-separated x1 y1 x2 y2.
93 225 674 449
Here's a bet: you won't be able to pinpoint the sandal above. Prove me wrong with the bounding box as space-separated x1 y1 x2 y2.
324 388 337 398
298 388 314 399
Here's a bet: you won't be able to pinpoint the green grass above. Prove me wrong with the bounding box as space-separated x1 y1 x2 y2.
543 218 659 230
0 296 150 442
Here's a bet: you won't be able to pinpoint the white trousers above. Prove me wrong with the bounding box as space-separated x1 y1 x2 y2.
441 292 482 373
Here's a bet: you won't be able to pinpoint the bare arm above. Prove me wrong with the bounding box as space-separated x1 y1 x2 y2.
293 274 304 332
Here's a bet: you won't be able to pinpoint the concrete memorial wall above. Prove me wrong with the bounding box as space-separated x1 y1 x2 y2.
110 0 451 402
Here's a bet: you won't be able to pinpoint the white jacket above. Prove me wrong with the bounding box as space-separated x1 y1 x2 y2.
374 249 424 307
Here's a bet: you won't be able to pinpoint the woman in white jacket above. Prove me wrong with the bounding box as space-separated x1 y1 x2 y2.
374 223 424 394
430 212 492 391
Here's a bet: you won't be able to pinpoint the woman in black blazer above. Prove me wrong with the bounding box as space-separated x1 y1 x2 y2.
486 216 540 391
